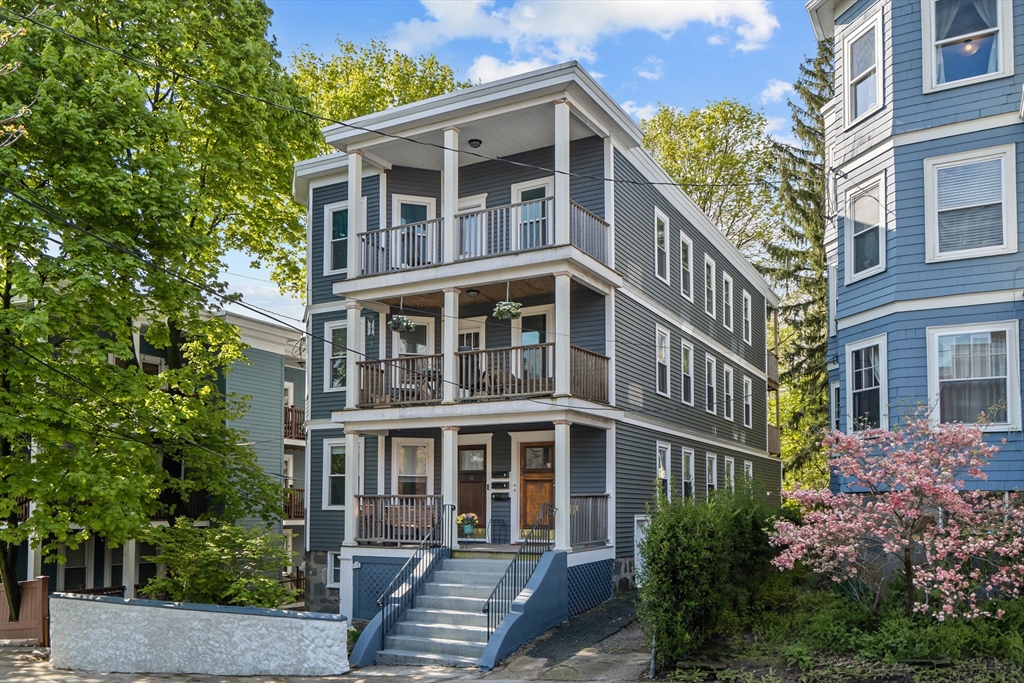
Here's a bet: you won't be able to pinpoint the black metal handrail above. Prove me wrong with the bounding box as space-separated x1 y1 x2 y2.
376 503 455 650
482 504 554 638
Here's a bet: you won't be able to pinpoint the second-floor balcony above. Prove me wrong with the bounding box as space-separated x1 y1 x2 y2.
284 405 305 440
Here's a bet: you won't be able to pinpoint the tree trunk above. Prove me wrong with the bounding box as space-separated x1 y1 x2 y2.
0 530 21 622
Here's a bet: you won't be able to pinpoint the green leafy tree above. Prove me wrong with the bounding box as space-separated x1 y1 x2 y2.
641 100 783 263
140 520 296 608
0 0 314 618
764 42 834 480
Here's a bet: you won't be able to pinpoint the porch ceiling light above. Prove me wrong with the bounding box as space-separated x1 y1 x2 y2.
467 289 480 298
468 139 483 148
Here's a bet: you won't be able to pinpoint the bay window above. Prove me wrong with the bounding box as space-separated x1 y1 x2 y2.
923 0 1013 91
847 335 887 431
847 176 885 280
845 14 882 124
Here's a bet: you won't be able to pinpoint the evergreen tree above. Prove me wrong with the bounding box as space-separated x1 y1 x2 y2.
766 41 833 482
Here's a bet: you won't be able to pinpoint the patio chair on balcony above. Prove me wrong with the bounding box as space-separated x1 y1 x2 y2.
457 346 486 397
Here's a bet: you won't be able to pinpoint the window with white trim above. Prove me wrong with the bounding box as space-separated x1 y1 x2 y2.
706 454 717 495
681 341 694 406
704 256 716 318
847 335 887 431
828 264 838 337
326 551 342 588
928 321 1020 430
58 543 89 591
845 14 882 124
323 441 346 509
722 274 733 330
682 448 695 498
324 321 347 392
705 355 717 415
925 144 1016 262
655 209 669 283
723 366 734 421
325 203 349 275
847 177 885 280
743 460 753 480
656 441 671 498
723 457 735 492
923 0 1014 92
656 326 671 397
743 376 753 428
831 381 841 432
393 438 434 495
680 233 693 300
742 291 752 345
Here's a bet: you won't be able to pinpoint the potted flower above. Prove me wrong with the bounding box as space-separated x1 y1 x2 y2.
389 314 417 332
456 512 479 536
492 300 522 320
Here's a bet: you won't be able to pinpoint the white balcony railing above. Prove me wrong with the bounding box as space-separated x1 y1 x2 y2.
360 218 443 276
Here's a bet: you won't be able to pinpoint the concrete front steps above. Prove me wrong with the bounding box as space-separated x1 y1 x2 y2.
375 556 508 667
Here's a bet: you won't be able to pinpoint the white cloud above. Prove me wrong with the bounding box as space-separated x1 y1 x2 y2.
392 0 779 69
760 78 794 104
765 116 797 147
621 101 659 122
636 56 663 81
706 34 727 45
468 55 552 83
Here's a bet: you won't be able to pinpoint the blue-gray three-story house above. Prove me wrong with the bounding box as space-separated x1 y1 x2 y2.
293 62 782 667
807 0 1024 485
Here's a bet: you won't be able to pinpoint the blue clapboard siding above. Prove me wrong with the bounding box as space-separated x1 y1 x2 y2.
362 434 378 496
570 425 606 494
308 308 379 422
308 428 346 552
285 365 305 413
387 166 441 228
309 175 381 306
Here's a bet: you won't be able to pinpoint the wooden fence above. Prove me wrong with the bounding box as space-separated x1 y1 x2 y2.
0 576 49 645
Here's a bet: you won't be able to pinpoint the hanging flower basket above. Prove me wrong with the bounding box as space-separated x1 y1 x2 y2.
389 315 417 332
492 301 522 320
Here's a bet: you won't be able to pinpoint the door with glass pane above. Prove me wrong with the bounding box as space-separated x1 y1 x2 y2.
519 442 554 536
397 201 429 268
512 182 551 251
520 313 550 391
457 446 487 540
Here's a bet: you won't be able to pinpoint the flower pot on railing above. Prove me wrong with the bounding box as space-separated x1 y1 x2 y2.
492 301 522 320
389 315 417 332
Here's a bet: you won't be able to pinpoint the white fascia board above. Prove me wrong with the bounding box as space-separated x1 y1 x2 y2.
623 147 780 306
332 402 618 432
292 152 387 205
218 311 303 358
805 0 835 40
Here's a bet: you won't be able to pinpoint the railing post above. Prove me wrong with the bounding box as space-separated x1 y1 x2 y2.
347 150 363 276
441 426 460 549
442 288 459 404
443 127 458 264
343 431 361 547
553 419 571 551
554 99 571 246
345 301 363 410
554 272 571 397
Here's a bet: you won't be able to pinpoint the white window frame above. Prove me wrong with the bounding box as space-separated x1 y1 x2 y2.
391 193 436 228
58 541 94 592
723 456 735 492
509 177 554 252
284 381 295 407
680 341 694 406
392 437 435 497
742 291 752 345
681 448 695 499
322 439 346 511
323 198 367 277
655 325 671 397
723 365 735 421
922 0 1015 94
391 314 435 358
828 264 838 337
326 551 342 589
924 144 1017 263
743 460 753 480
926 320 1020 431
656 441 671 500
704 255 716 319
722 273 734 331
679 232 693 301
654 208 670 285
845 172 887 283
831 380 842 432
706 453 717 496
743 376 753 428
846 333 888 432
323 320 348 393
705 354 717 415
844 11 884 128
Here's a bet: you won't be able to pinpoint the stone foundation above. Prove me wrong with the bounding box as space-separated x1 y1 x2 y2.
304 551 340 614
612 556 635 593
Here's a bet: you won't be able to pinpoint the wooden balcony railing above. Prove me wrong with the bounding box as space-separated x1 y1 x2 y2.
357 354 444 407
768 424 781 456
569 201 609 264
284 406 305 440
456 197 554 260
569 346 609 403
570 494 609 548
15 496 29 522
284 487 305 520
72 585 126 597
152 489 208 521
455 343 555 400
354 495 443 544
767 351 779 390
360 218 444 276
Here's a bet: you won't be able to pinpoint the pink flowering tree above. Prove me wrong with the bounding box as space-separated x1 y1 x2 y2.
770 414 1024 620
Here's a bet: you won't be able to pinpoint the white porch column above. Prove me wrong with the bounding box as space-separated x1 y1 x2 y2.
344 301 363 410
346 151 364 277
603 136 615 269
442 287 460 404
123 540 138 598
343 430 361 547
554 271 571 397
553 419 572 552
554 99 571 246
442 127 459 264
441 426 460 549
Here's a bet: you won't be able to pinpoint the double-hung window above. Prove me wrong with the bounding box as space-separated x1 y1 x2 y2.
847 335 887 431
704 256 716 318
680 233 693 300
681 448 695 498
723 366 735 421
655 209 669 283
705 355 717 415
743 460 754 480
742 291 752 345
924 145 1016 262
681 341 694 406
831 381 842 432
706 454 717 495
928 321 1020 429
325 203 349 276
923 0 1013 92
656 442 671 498
846 14 882 125
326 552 342 588
722 274 733 331
656 326 671 397
847 176 885 280
723 457 735 492
323 441 346 510
743 376 753 428
324 321 348 392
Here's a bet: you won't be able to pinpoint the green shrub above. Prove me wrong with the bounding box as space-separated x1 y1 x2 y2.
139 519 297 608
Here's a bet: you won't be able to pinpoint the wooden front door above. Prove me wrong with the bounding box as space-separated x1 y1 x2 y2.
458 446 487 539
519 442 554 534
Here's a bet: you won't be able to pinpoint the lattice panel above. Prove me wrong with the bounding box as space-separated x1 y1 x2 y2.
354 561 402 620
568 559 613 617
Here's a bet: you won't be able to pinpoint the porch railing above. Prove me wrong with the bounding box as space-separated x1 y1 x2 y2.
483 504 553 639
355 495 445 544
72 585 126 597
284 406 305 440
357 354 444 407
767 351 779 389
569 494 609 548
569 346 609 403
569 201 609 264
768 424 781 456
456 197 554 260
360 218 444 276
455 343 555 400
284 487 305 519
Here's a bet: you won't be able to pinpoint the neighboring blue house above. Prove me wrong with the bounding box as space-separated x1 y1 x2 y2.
293 62 782 666
807 0 1024 487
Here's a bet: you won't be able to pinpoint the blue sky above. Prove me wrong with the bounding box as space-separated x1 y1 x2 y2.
222 0 820 322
